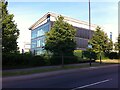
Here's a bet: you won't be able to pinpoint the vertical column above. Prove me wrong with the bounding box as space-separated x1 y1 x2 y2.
89 0 91 39
88 0 92 66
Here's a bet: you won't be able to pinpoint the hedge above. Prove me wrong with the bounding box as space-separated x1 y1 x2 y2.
2 52 79 69
108 52 119 59
49 56 78 65
2 53 46 69
3 50 118 69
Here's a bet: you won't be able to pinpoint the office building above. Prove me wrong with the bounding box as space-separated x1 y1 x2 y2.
29 12 97 55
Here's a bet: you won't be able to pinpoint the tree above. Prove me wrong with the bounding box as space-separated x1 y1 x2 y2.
89 26 113 63
1 1 19 53
114 34 120 58
45 16 76 67
104 38 113 54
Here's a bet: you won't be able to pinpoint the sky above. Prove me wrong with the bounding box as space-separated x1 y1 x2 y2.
7 0 119 52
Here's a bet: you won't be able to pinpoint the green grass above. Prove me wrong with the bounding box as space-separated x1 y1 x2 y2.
3 67 61 77
2 63 114 77
96 59 120 64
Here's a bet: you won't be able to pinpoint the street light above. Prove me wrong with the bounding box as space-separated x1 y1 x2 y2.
89 0 91 32
88 0 91 66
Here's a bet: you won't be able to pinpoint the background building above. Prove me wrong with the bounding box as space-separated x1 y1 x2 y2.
29 12 97 55
23 42 31 53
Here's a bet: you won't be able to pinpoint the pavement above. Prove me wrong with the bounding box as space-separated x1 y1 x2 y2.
2 64 120 89
2 63 99 81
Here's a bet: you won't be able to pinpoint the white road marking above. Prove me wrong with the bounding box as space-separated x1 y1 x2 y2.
89 67 98 69
71 79 112 90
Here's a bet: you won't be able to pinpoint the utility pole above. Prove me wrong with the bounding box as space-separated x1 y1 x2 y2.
89 0 91 66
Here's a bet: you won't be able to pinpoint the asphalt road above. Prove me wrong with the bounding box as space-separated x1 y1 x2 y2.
2 64 120 89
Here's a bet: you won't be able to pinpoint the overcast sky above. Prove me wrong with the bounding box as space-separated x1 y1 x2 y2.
8 1 119 51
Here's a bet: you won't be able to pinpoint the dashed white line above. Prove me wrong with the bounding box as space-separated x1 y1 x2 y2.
71 79 112 90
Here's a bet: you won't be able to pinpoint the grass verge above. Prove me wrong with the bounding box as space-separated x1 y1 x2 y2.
2 63 115 77
96 59 120 64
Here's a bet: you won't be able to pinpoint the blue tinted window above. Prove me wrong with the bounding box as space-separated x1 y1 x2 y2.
31 23 49 54
31 23 49 38
37 29 45 37
32 30 37 39
31 40 37 48
37 39 41 47
36 36 45 48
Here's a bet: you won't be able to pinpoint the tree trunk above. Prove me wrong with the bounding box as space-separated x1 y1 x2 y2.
100 52 102 64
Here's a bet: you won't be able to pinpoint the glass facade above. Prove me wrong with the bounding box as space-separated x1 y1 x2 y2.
31 18 94 55
31 22 50 55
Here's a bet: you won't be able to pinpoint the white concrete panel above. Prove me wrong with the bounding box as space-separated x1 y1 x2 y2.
50 16 57 21
32 19 48 30
50 15 96 30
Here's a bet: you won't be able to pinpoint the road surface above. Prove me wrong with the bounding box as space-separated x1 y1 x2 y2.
2 64 119 89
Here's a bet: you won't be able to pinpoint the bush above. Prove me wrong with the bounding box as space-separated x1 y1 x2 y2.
29 55 45 66
82 51 97 60
2 53 46 69
108 52 119 59
64 55 78 64
3 52 79 69
96 52 119 60
50 55 62 65
41 51 52 65
96 52 109 60
50 53 78 65
74 50 83 58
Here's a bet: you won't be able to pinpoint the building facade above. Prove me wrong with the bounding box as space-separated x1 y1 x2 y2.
29 12 97 55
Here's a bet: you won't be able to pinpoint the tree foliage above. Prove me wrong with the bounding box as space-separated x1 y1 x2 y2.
114 34 120 56
89 26 113 54
1 1 19 53
45 16 76 55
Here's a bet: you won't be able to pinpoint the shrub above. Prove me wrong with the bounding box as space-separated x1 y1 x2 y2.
50 55 62 65
64 55 78 64
108 52 119 59
74 50 83 58
82 51 97 60
50 52 78 65
2 53 46 69
98 52 109 60
41 51 52 65
29 55 45 66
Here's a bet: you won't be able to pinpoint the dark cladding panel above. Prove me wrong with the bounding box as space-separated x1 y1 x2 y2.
50 22 94 50
75 27 94 39
75 37 88 49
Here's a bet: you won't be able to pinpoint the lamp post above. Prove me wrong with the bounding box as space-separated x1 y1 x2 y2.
89 0 91 32
88 0 91 66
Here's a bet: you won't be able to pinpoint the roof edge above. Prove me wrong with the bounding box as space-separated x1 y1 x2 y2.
29 12 98 30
